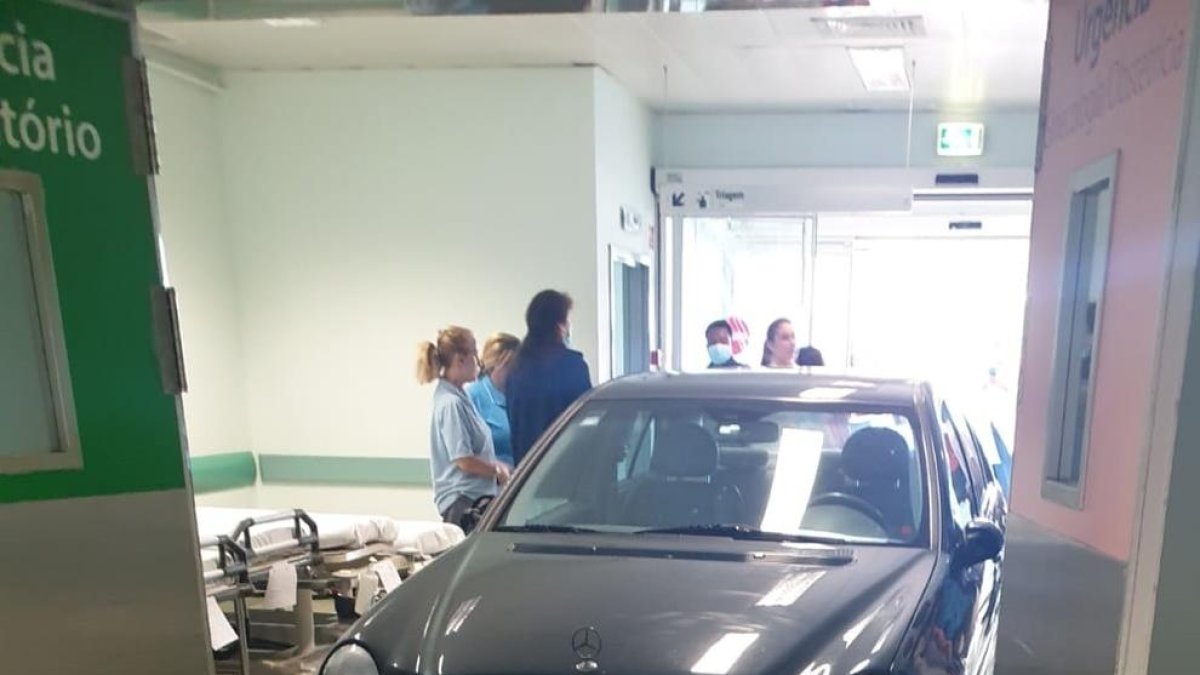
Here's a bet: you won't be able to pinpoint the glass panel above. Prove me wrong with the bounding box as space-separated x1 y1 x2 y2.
846 237 1029 404
1054 187 1103 485
0 189 61 457
811 239 853 369
679 218 810 370
611 258 627 377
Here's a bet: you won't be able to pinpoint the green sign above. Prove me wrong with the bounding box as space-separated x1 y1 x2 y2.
937 122 985 157
0 0 187 503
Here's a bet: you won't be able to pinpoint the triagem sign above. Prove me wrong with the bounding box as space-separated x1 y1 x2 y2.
1075 0 1152 69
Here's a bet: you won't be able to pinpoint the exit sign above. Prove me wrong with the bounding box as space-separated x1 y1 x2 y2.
937 123 985 157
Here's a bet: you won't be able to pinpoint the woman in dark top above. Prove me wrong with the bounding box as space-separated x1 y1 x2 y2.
507 290 592 465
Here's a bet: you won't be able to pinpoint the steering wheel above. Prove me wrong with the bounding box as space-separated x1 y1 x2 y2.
809 492 889 531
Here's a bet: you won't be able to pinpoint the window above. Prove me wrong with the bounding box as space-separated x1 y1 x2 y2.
944 404 990 508
501 399 928 546
940 417 977 524
1043 154 1118 509
0 171 80 473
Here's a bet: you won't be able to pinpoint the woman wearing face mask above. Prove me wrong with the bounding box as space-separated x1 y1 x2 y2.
506 290 592 466
467 333 521 468
761 318 798 368
417 326 512 530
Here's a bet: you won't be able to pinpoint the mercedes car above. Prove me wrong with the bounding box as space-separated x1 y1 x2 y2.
321 371 1007 675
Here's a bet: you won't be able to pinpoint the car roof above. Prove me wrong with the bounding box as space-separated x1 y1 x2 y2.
589 370 926 408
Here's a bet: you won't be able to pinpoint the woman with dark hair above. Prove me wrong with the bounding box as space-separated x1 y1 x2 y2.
507 290 592 465
761 318 797 368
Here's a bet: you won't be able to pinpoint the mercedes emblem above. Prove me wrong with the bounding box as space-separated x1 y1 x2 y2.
571 626 603 660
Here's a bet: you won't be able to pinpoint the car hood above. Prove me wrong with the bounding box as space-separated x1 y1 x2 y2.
348 533 936 675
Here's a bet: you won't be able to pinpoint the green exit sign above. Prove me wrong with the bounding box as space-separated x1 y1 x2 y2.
937 123 985 157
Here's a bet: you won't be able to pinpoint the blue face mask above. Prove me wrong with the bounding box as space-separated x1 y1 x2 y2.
708 343 733 365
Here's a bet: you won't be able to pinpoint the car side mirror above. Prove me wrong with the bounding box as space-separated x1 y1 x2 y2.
955 520 1004 568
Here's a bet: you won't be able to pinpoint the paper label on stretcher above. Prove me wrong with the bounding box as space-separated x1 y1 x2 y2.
206 597 239 650
355 568 379 616
264 562 298 610
374 560 402 593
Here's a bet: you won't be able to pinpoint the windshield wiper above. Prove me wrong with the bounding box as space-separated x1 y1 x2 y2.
634 524 848 545
493 524 601 534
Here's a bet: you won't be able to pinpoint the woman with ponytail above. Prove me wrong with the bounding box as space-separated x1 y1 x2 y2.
417 326 511 531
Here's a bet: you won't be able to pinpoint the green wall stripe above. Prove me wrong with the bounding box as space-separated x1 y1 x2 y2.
258 455 431 487
189 452 257 494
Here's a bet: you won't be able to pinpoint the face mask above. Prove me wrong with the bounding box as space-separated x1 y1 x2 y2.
708 343 733 365
564 323 573 348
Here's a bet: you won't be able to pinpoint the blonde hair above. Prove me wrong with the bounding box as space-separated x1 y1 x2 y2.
480 333 520 375
416 326 475 385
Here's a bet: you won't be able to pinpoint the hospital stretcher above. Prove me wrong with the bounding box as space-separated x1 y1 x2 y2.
197 507 464 674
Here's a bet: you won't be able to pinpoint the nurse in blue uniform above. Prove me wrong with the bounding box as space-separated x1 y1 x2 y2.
467 333 520 468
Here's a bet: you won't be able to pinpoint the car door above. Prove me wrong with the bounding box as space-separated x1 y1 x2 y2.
943 403 1004 675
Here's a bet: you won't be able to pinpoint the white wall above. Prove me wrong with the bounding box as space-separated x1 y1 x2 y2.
593 69 656 380
217 68 600 505
654 109 1038 169
149 66 250 457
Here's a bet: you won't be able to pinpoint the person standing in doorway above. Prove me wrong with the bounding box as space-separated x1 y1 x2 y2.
417 327 511 531
761 318 798 368
467 333 521 468
507 290 592 465
705 319 746 369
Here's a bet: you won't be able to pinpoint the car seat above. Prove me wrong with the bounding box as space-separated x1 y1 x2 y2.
839 427 915 538
626 423 743 527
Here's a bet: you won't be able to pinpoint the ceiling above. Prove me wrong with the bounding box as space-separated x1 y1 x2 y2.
138 0 1049 112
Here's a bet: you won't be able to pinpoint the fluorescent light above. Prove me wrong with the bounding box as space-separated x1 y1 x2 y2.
848 47 910 92
263 17 321 28
691 633 760 675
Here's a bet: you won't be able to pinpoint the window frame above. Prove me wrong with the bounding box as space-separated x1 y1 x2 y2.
1042 152 1119 509
0 170 81 475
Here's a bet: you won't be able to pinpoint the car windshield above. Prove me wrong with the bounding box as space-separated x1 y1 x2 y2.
497 399 927 545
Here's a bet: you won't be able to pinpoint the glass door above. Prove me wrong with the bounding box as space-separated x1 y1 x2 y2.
675 217 815 370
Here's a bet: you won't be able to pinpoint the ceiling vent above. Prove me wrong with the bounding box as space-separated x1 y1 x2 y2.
811 15 926 39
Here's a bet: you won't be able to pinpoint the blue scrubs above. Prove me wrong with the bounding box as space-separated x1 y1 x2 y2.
467 375 514 466
429 379 498 516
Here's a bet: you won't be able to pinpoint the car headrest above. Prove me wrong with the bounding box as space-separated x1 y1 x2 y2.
841 427 909 484
652 423 719 478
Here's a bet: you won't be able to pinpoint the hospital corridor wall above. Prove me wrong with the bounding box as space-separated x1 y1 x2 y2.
147 64 654 517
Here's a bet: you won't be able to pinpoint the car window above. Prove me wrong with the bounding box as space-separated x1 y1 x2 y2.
500 399 928 546
946 408 989 508
939 405 977 523
963 420 997 485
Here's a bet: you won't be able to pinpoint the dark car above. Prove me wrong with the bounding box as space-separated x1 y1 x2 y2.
322 372 1007 675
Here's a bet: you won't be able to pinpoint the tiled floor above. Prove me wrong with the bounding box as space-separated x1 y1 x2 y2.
996 515 1126 675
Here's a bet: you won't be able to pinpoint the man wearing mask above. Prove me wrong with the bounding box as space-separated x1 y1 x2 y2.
705 320 746 369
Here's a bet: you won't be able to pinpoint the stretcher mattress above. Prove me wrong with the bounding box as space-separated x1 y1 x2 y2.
197 507 464 578
196 507 398 553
